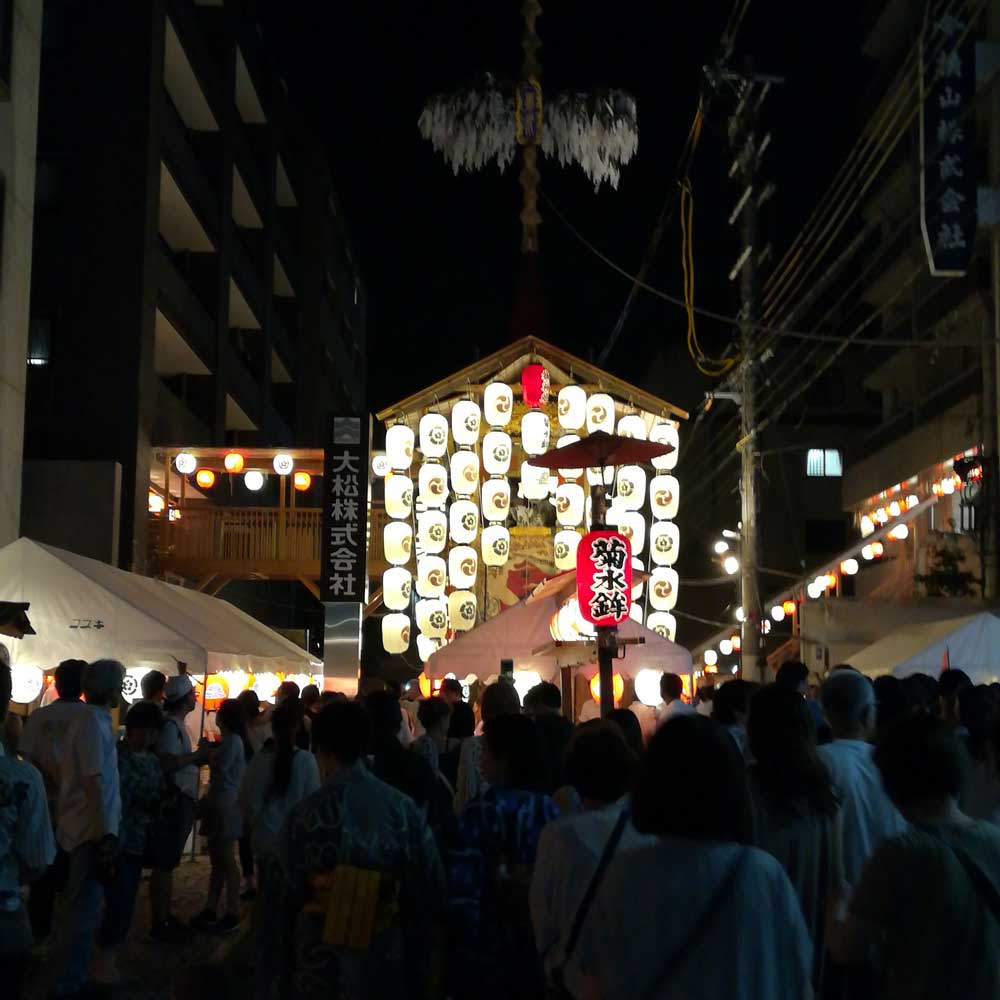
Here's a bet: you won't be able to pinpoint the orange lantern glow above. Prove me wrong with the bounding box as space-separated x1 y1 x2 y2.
731 634 741 651
417 673 444 699
782 600 797 616
589 672 625 705
202 674 229 711
825 573 838 589
196 469 216 489
871 541 884 558
293 471 312 492
224 452 245 473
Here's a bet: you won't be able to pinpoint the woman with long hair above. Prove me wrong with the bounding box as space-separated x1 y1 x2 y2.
747 684 843 995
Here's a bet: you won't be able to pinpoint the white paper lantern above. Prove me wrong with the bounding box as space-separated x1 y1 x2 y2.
649 568 679 611
11 664 43 704
647 611 677 643
557 385 587 430
616 466 647 512
449 591 478 632
617 414 647 440
385 425 415 470
175 452 197 475
382 613 411 655
650 475 680 520
416 598 449 639
586 393 615 434
419 413 449 458
244 470 265 492
482 478 511 522
416 555 447 598
482 525 510 566
554 434 582 480
482 431 513 476
418 462 449 508
629 602 644 624
553 529 581 571
383 521 413 566
452 400 481 446
448 546 478 589
416 510 448 554
551 597 595 642
614 510 646 554
417 633 442 663
635 668 665 707
484 382 514 427
450 499 479 544
382 567 412 610
519 461 550 501
372 453 391 478
650 422 679 471
520 411 551 456
586 466 615 487
554 483 585 527
384 475 413 519
273 453 295 476
650 521 680 567
632 557 645 599
122 667 152 704
450 450 480 496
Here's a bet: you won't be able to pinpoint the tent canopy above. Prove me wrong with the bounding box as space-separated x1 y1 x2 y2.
425 593 692 681
0 538 320 675
848 612 1000 682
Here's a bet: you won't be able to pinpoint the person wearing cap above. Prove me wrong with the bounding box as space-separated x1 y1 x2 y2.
149 673 211 942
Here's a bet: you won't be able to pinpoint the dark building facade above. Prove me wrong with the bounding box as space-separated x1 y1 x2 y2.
23 0 365 571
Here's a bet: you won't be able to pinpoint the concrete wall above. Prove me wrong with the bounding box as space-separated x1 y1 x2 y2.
0 1 41 547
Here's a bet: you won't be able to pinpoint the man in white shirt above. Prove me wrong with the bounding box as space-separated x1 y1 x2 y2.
52 659 124 997
657 672 696 726
818 670 907 884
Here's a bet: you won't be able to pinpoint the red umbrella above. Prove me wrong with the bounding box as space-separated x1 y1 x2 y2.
530 430 674 470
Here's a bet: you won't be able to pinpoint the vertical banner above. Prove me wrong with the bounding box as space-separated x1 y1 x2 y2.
920 1 977 277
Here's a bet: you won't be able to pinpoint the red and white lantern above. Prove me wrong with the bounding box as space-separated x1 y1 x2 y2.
576 530 633 627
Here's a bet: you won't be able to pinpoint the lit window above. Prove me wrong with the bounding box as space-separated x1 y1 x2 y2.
807 448 843 478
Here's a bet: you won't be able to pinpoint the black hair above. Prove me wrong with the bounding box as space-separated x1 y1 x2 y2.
939 668 973 703
125 700 163 732
55 660 87 700
236 689 260 719
524 681 562 713
448 701 476 740
564 721 635 803
0 658 11 721
216 699 252 761
276 680 301 703
301 684 321 707
313 701 372 762
607 708 645 758
876 714 967 807
483 714 549 792
633 715 752 843
270 700 304 796
417 697 451 733
872 675 907 733
660 672 683 702
440 678 464 698
774 661 809 692
712 680 754 727
901 673 939 715
365 689 403 740
960 685 995 763
481 679 521 722
140 668 166 701
748 685 837 816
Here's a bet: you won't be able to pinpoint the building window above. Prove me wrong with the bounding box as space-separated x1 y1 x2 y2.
807 448 842 478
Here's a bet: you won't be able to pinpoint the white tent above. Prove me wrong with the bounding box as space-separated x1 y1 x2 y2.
0 537 320 675
848 612 1000 683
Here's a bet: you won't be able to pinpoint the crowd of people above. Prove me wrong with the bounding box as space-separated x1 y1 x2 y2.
3 650 1000 1000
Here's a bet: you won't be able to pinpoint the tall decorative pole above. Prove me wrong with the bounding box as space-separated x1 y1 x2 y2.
518 0 543 254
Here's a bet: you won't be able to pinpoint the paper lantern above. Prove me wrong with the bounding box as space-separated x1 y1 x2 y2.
557 385 587 430
483 431 513 476
417 462 449 508
635 668 664 707
175 452 197 474
452 400 481 446
449 590 478 631
416 598 449 639
449 499 479 544
617 414 647 440
520 411 551 456
616 466 646 512
383 521 413 566
647 612 677 642
482 478 511 522
224 452 244 473
631 557 645 599
590 672 625 705
650 475 680 520
244 470 265 492
382 613 411 654
704 650 718 667
650 423 679 471
648 568 679 611
273 453 294 476
576 530 633 626
383 567 412 611
484 382 514 427
196 469 216 489
519 461 550 501
586 466 615 487
550 597 596 642
385 475 414 519
293 471 312 492
202 674 230 711
416 555 447 598
121 668 152 704
554 483 585 527
419 413 449 458
612 510 645 554
372 454 392 478
416 510 448 554
650 521 680 567
148 492 165 514
553 529 581 571
586 393 615 435
251 673 282 703
386 425 415 470
554 435 583 480
417 634 442 663
482 525 511 566
11 664 43 704
448 546 479 589
450 450 480 496
521 363 550 408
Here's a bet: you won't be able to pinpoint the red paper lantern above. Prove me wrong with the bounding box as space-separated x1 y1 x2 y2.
521 363 550 408
576 530 632 626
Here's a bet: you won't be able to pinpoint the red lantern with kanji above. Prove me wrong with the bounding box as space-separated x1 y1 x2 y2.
576 530 632 626
521 363 550 408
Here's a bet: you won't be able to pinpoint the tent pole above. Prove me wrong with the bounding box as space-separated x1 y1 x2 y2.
190 659 209 863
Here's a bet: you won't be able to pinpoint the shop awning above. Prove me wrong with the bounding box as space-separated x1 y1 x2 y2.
0 538 320 675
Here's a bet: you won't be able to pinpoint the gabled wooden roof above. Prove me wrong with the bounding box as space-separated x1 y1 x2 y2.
375 336 688 424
